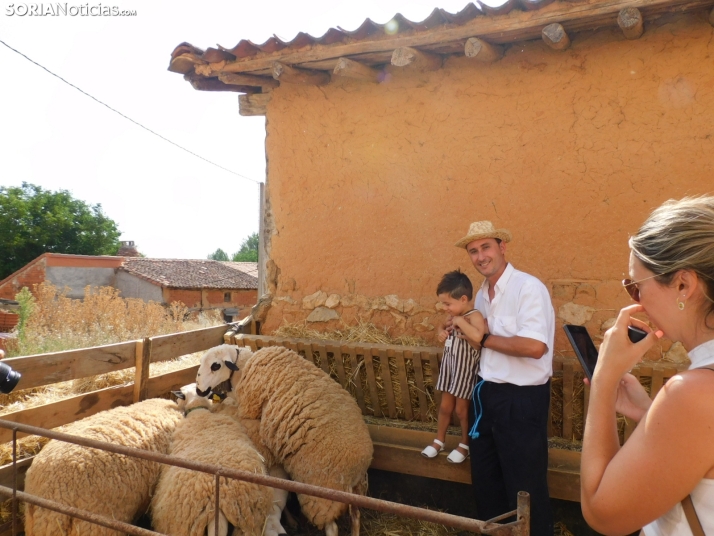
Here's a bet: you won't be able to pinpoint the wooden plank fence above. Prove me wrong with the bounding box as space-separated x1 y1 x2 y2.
229 333 686 441
0 321 250 444
230 333 444 422
0 322 687 505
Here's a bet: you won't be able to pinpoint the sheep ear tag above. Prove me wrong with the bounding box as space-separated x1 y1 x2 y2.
224 360 239 372
211 392 227 403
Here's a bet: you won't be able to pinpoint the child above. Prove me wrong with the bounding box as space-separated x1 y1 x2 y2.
421 270 485 464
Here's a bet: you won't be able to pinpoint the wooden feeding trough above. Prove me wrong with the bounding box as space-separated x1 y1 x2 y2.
228 331 686 502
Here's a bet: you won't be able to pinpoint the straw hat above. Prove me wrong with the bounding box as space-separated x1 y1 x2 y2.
455 221 512 249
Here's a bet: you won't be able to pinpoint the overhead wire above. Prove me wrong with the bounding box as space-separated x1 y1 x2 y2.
0 38 263 184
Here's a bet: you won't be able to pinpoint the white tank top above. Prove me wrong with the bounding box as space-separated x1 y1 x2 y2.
643 338 714 536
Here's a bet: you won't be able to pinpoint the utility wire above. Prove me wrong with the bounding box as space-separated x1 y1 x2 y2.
0 38 263 184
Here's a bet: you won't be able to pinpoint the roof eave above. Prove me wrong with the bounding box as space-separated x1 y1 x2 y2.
169 0 714 90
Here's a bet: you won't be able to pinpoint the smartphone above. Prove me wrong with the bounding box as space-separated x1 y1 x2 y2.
628 325 648 343
563 325 598 380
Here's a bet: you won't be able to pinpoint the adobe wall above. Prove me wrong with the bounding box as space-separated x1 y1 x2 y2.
261 11 714 362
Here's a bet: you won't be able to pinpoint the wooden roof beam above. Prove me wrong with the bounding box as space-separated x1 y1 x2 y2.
218 72 279 91
391 47 442 72
542 23 571 50
464 37 503 62
333 58 382 83
618 7 644 39
272 62 330 85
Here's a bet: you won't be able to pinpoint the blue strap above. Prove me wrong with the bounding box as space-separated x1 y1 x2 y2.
469 379 485 439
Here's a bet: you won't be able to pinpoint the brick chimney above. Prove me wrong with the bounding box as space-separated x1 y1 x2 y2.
118 240 141 257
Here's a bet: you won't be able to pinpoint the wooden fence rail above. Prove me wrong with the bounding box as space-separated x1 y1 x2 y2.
1 325 686 446
0 321 251 444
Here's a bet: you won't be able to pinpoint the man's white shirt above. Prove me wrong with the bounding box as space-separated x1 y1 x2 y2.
475 263 555 386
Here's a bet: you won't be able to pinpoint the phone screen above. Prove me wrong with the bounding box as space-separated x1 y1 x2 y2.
563 325 599 380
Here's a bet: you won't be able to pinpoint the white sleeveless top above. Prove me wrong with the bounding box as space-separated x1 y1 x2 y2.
643 338 714 536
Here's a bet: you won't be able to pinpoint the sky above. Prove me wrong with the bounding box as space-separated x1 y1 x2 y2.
0 0 476 259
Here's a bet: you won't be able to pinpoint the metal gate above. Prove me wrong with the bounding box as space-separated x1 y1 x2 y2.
0 419 529 536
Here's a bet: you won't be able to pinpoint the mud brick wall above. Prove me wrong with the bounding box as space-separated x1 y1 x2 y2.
259 11 714 360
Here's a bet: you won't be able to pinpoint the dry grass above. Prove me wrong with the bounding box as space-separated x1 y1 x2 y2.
273 319 428 347
358 509 460 536
291 506 460 536
7 282 224 358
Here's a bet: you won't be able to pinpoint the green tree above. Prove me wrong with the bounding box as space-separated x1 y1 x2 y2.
231 232 259 262
207 248 230 261
0 183 122 279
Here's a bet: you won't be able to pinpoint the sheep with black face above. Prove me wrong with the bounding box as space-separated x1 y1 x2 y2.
196 344 373 536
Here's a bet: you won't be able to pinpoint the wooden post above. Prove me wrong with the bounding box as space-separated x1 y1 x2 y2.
333 58 381 83
542 23 571 50
390 47 442 72
223 330 236 344
562 361 574 440
464 37 503 62
710 7 714 26
218 72 279 90
272 62 330 85
133 338 151 403
239 93 271 117
617 7 644 39
258 182 266 298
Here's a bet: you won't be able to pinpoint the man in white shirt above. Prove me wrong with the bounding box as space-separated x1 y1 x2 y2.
454 221 555 536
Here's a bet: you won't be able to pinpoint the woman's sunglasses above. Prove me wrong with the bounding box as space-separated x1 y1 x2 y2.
622 273 662 302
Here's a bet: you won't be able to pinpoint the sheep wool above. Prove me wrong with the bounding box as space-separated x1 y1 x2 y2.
24 398 182 536
233 345 373 531
211 402 277 469
151 406 272 536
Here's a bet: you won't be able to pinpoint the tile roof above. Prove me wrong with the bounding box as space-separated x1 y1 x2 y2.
220 261 259 279
169 0 714 86
121 259 257 290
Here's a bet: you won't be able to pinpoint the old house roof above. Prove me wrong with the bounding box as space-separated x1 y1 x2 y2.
121 259 258 290
220 261 259 278
169 0 714 94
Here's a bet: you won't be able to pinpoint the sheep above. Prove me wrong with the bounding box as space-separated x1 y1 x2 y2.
150 384 273 536
196 344 373 536
210 398 291 536
24 397 183 536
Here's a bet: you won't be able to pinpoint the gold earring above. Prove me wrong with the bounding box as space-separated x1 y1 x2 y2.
677 298 685 311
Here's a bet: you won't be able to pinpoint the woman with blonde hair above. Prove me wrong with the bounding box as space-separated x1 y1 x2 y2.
581 196 714 535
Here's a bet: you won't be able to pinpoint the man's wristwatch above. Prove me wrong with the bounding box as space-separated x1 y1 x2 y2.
480 333 490 348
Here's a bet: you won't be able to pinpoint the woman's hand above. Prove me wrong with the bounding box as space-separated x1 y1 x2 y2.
587 373 653 422
614 373 652 422
593 304 661 387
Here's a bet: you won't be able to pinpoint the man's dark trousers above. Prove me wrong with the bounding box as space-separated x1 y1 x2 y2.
468 379 553 536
